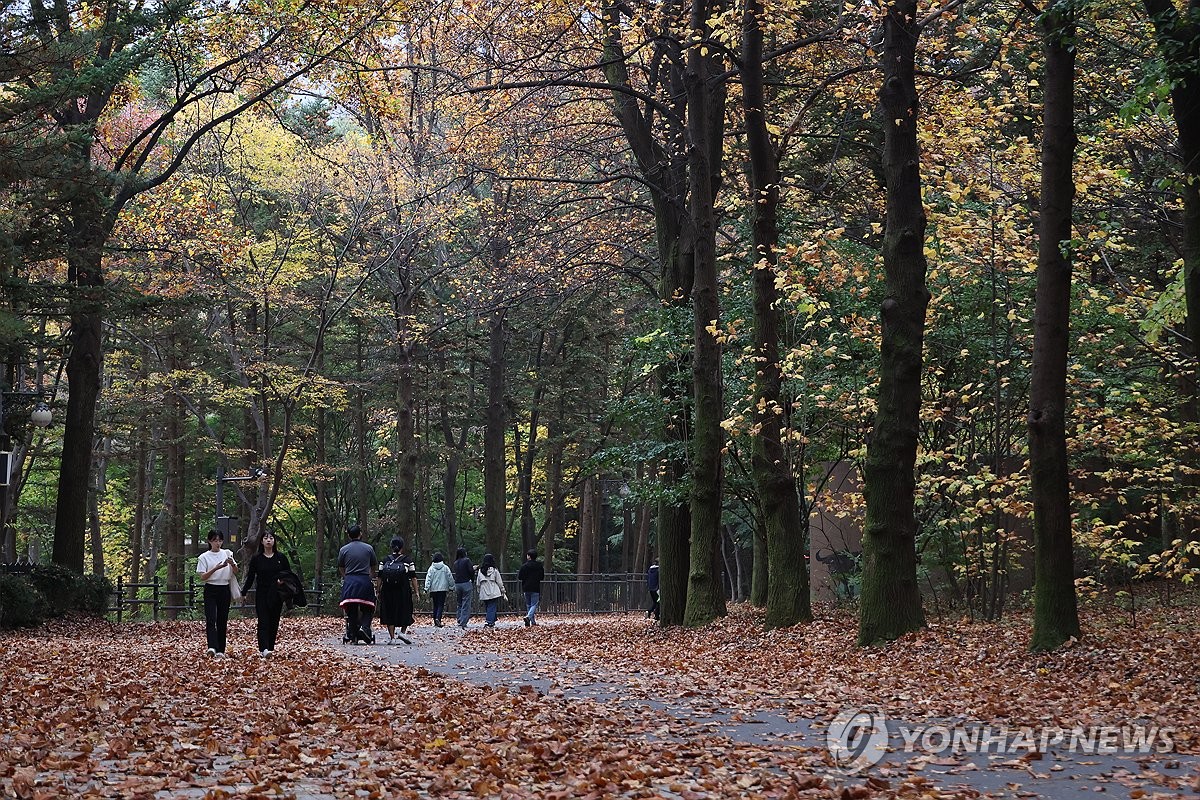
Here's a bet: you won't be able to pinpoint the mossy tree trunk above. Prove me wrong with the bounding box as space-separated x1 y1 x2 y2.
857 0 928 645
683 0 729 628
742 0 811 627
1029 3 1081 652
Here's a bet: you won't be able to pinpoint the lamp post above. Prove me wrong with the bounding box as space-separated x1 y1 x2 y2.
214 466 263 551
1 390 53 563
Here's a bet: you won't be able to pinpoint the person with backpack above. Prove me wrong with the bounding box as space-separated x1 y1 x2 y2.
423 552 454 627
378 536 418 644
452 547 476 629
517 549 544 627
475 553 508 629
337 524 378 645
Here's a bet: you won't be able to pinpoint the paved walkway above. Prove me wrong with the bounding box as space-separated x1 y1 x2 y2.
332 617 1199 799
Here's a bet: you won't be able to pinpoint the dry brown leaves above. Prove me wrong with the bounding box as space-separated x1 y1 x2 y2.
0 604 1195 799
461 604 1199 752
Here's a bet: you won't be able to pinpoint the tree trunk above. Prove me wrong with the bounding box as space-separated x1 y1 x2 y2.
602 0 694 625
742 0 811 627
857 0 929 645
1146 0 1200 553
355 320 369 529
440 366 467 559
89 436 111 576
130 423 148 587
53 307 102 572
484 310 509 565
1028 4 1082 651
544 416 564 570
683 0 729 628
395 337 417 544
750 513 768 607
165 361 185 620
315 404 328 582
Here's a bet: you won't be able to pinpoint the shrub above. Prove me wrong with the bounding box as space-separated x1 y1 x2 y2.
76 574 114 616
26 564 114 618
0 573 48 629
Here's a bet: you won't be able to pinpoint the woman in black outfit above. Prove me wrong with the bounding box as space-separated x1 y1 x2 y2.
242 530 291 657
378 536 418 644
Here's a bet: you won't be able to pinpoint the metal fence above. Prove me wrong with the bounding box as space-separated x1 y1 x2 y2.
99 572 652 621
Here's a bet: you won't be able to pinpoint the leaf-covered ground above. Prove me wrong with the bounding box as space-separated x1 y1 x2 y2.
457 604 1200 750
0 603 1196 799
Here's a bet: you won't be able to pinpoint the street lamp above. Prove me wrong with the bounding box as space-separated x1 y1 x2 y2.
214 466 264 549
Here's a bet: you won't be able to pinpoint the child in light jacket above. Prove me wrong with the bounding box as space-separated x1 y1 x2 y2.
424 553 455 628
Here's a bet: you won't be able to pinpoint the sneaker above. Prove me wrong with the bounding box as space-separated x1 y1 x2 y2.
259 649 269 658
396 634 412 645
215 652 228 659
524 617 531 627
206 648 217 657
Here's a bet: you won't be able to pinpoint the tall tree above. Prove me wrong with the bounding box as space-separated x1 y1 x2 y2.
0 0 395 572
741 0 813 629
1028 0 1082 651
857 0 929 644
683 0 730 627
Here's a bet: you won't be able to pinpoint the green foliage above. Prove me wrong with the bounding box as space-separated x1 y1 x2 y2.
0 573 48 629
26 565 113 618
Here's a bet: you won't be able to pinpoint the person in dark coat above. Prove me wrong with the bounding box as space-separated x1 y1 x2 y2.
377 536 418 644
517 549 545 627
646 559 660 620
242 530 291 656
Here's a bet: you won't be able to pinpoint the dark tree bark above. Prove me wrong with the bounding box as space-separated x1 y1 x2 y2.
52 194 105 572
857 0 929 645
682 0 729 628
483 310 509 565
742 0 811 628
129 420 148 586
164 339 185 620
1028 3 1082 651
602 0 694 625
1145 0 1200 551
393 291 417 545
544 415 564 570
354 321 370 530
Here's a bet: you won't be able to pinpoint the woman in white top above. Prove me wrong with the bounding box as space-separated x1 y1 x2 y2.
196 529 238 657
475 553 507 628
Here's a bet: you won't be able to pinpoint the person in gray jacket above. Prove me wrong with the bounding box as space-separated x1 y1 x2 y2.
423 552 454 627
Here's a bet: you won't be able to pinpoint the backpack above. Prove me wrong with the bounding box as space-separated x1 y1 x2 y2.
379 557 407 584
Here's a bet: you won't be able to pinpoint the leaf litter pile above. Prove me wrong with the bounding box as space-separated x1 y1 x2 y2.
0 604 1194 799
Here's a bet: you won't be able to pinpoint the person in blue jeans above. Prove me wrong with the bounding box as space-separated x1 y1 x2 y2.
517 549 544 627
475 553 507 628
452 547 476 629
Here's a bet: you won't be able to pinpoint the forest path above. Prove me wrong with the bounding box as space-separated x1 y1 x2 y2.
332 616 1199 799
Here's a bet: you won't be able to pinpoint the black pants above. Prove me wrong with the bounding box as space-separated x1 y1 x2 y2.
648 590 660 620
203 584 231 653
345 603 374 641
256 597 283 651
430 591 448 624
